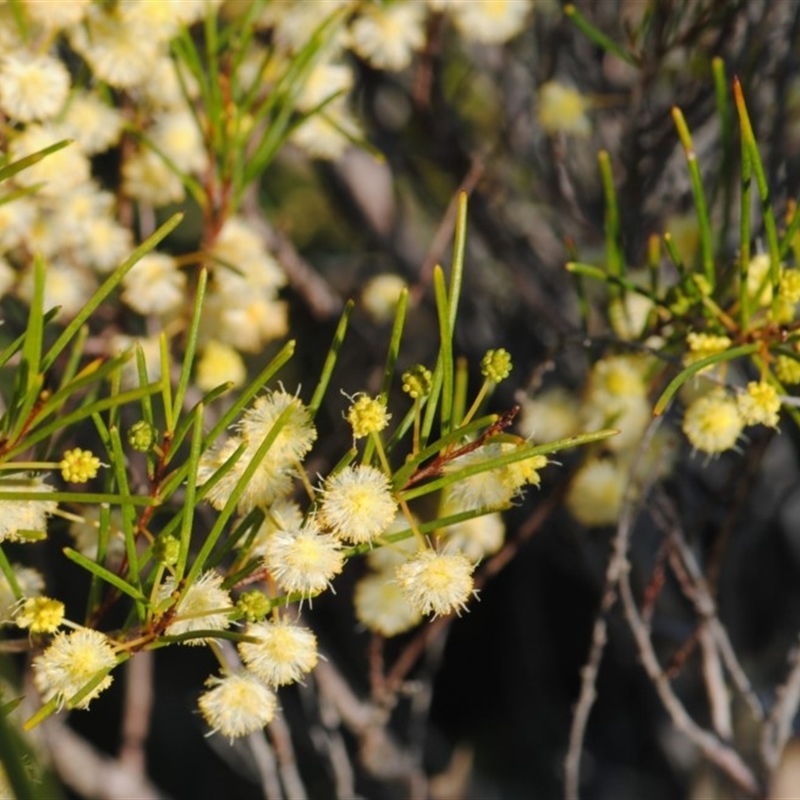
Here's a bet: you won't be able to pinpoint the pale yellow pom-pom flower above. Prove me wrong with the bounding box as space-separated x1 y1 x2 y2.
682 389 744 455
198 673 277 741
395 548 476 618
158 571 233 645
737 381 781 428
239 620 319 687
33 628 117 709
15 596 64 633
60 448 102 483
319 465 397 545
264 520 344 598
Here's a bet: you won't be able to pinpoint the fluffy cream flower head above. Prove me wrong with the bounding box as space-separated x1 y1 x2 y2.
682 389 744 455
198 673 277 741
33 628 117 709
0 474 57 543
319 465 398 544
395 548 476 618
158 571 233 644
239 620 319 686
239 390 317 464
264 520 344 598
443 445 516 511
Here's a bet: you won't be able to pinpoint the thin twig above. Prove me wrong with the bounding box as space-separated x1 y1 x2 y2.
761 634 800 775
41 715 169 800
564 416 663 800
313 659 423 785
241 186 343 321
246 730 284 800
268 709 308 800
655 495 764 722
699 623 733 741
314 678 360 800
618 569 763 797
119 651 155 774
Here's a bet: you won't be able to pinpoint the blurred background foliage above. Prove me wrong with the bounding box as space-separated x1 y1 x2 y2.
4 0 800 798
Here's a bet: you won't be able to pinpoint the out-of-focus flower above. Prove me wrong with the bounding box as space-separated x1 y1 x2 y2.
517 387 581 443
354 571 423 636
0 565 44 624
195 341 247 392
348 3 426 71
0 475 57 543
566 457 626 526
122 253 186 316
122 148 185 206
442 510 505 562
537 81 591 137
361 273 406 323
746 254 775 307
71 5 162 88
10 124 90 196
149 109 208 174
0 53 70 122
450 0 533 44
23 0 91 29
682 389 743 455
290 103 362 160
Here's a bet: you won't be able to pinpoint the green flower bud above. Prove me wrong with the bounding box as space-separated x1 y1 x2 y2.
402 365 432 399
154 534 180 566
128 420 157 452
481 348 513 383
237 590 272 622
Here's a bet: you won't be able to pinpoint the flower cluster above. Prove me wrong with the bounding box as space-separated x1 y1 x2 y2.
198 390 317 513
